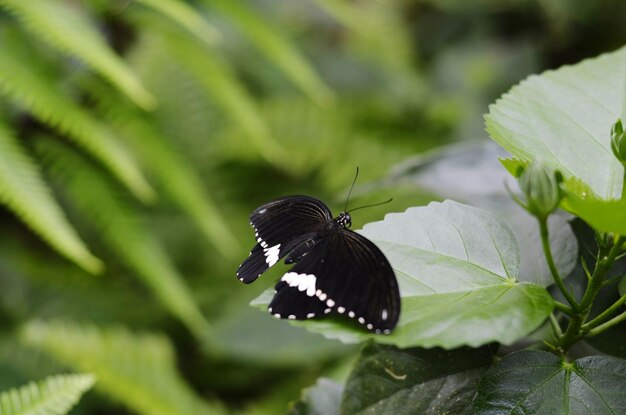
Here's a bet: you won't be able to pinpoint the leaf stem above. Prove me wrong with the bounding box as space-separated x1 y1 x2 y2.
549 312 563 337
553 301 575 317
587 310 626 337
539 218 579 311
582 293 626 332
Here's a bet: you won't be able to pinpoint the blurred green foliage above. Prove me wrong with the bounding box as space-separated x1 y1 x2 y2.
0 0 624 413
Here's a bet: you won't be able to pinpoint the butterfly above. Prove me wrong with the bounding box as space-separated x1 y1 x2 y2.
236 195 401 334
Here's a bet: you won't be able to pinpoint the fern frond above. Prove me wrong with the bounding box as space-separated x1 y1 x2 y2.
0 0 155 110
20 321 226 415
36 139 211 338
128 16 289 169
89 83 241 257
135 0 220 45
201 0 334 106
312 0 423 98
0 36 156 203
0 120 103 274
0 373 95 415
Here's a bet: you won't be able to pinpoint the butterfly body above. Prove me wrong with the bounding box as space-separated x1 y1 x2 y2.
237 195 400 334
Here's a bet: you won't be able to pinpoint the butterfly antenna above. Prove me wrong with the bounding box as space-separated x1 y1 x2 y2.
348 198 393 213
344 166 359 212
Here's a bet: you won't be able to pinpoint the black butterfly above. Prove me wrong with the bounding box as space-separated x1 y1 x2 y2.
237 195 400 334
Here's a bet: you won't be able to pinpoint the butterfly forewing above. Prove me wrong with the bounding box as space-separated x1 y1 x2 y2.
271 229 400 333
237 196 332 283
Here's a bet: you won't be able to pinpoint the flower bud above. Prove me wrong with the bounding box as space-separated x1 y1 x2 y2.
518 160 563 220
611 119 626 166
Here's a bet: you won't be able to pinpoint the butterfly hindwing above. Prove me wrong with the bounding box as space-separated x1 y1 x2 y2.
271 229 400 333
237 196 332 283
268 281 328 320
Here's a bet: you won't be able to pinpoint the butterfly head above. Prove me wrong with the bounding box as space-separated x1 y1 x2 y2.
336 212 352 229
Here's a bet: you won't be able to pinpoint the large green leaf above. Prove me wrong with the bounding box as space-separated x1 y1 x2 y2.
20 321 225 415
474 350 626 414
486 46 626 201
253 201 554 349
341 343 492 415
381 140 578 286
0 121 102 274
211 298 351 367
0 373 94 415
0 0 155 109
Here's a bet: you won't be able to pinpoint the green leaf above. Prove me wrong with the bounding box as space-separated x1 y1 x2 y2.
37 139 210 339
88 81 241 257
288 378 343 415
382 141 577 286
254 201 554 349
500 157 626 235
155 27 289 168
0 34 156 203
201 0 334 106
0 0 155 109
136 0 219 45
20 321 226 415
561 178 626 234
341 343 493 415
211 298 351 367
474 350 626 414
0 373 95 415
0 121 103 274
486 46 626 200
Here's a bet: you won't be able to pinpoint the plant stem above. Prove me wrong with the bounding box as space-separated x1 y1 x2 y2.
553 301 575 316
549 312 563 337
557 235 625 350
582 294 626 331
587 311 626 337
539 218 579 311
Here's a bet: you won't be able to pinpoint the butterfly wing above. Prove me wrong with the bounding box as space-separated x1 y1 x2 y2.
269 229 400 333
237 196 332 283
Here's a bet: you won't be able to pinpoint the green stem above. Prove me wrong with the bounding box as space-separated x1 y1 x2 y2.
554 301 575 317
587 310 626 337
582 294 626 331
558 235 625 350
539 218 579 311
549 312 563 337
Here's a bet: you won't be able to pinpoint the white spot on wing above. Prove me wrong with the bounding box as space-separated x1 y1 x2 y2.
367 323 373 330
263 244 281 266
288 315 296 320
337 307 345 314
358 317 365 324
306 313 315 318
382 309 388 321
348 311 355 318
281 272 317 296
326 299 335 307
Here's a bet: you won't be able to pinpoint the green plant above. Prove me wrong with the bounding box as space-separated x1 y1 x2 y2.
269 47 626 414
2 1 625 414
0 373 95 415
